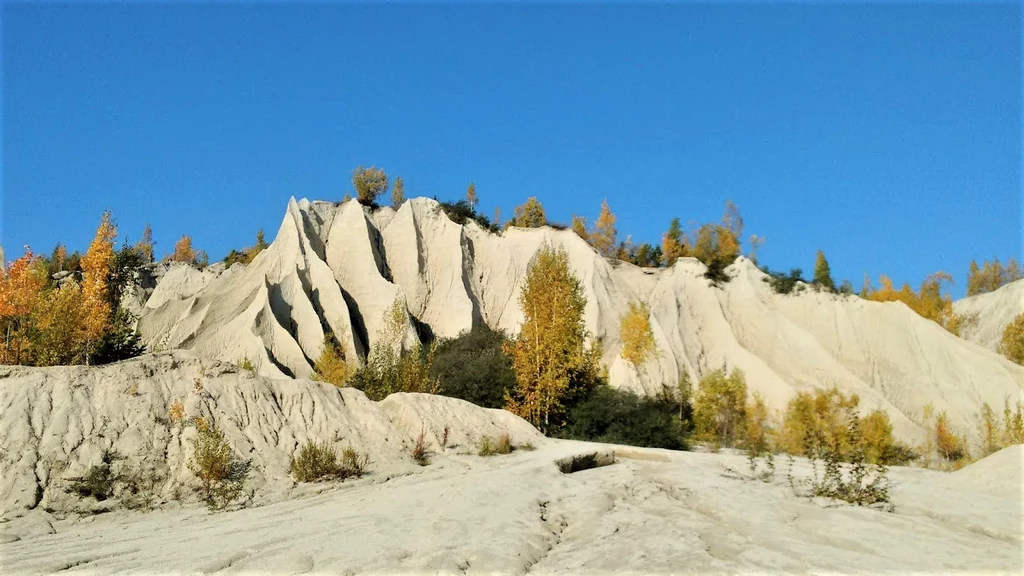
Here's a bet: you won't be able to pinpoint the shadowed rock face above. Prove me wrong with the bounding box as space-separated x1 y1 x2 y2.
134 197 1024 445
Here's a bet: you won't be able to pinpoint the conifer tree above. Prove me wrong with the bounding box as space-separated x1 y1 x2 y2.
813 249 836 292
661 217 686 267
511 197 547 228
504 244 600 431
136 224 155 263
80 211 118 364
391 176 405 209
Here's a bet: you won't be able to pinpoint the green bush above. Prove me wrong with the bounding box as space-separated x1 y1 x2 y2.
290 441 368 482
560 385 689 450
436 199 499 233
188 419 251 511
430 325 517 409
762 267 808 295
478 433 514 456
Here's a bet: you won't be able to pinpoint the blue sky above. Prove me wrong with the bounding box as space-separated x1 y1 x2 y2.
2 2 1020 298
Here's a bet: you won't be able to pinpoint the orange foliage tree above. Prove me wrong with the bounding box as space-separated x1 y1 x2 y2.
0 249 46 364
863 272 972 336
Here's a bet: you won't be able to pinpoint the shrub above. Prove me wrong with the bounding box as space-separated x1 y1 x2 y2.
169 399 186 425
290 441 369 482
619 301 657 370
349 300 440 401
763 267 807 295
998 313 1024 365
352 166 389 207
188 419 251 511
436 199 498 233
934 411 969 464
411 428 430 466
510 197 547 228
693 368 748 449
66 450 118 501
430 325 516 409
561 385 689 450
312 333 352 387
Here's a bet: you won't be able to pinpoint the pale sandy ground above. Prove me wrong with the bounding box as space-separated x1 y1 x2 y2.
2 441 1021 575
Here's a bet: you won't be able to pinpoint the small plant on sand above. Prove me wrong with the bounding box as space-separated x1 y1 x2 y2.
441 425 450 450
411 428 430 466
290 440 369 482
169 399 186 425
188 418 251 511
239 356 256 373
66 449 119 501
478 433 515 456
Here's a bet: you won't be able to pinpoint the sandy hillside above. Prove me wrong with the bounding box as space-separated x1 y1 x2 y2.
955 278 1024 352
135 197 1024 447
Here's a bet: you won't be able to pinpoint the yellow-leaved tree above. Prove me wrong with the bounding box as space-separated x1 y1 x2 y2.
0 249 46 364
571 215 589 242
590 199 617 257
661 217 687 267
504 244 601 431
466 182 477 209
312 332 353 387
352 166 389 206
80 211 118 364
511 197 547 228
619 301 657 370
693 367 748 449
998 313 1024 365
863 272 972 336
135 224 155 263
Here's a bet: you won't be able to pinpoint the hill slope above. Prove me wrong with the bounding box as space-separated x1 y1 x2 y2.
954 278 1024 352
136 197 1024 445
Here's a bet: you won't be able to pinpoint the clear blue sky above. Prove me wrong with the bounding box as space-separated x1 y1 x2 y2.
2 2 1020 298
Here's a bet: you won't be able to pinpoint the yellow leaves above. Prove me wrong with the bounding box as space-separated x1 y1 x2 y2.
511 197 547 228
997 313 1024 365
934 411 969 464
967 258 1022 296
352 166 389 205
169 399 186 425
591 199 617 257
391 176 405 209
619 301 657 370
80 211 118 354
863 271 970 336
505 244 597 430
312 333 353 387
466 182 477 208
571 215 589 241
693 367 748 448
170 235 196 264
135 224 155 263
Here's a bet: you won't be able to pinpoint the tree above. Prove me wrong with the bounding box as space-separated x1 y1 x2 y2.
312 333 352 387
80 211 117 364
135 224 155 263
52 244 68 274
747 235 765 266
571 215 589 241
619 301 657 370
493 207 502 229
170 235 197 264
661 218 686 267
352 166 389 206
430 325 517 409
466 182 477 209
505 244 600 431
998 313 1024 365
391 176 405 209
511 197 547 228
0 249 46 364
813 250 835 292
693 367 748 449
966 260 982 296
591 199 617 257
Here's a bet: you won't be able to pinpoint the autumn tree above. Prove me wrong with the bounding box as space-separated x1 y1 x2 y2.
863 272 971 336
966 260 982 296
998 313 1024 365
505 244 601 431
135 224 155 263
52 244 68 274
0 249 46 364
466 182 477 209
571 215 589 241
79 210 118 364
511 197 547 228
391 176 405 209
813 250 835 292
968 258 1023 296
747 235 765 266
170 235 197 264
312 333 353 387
591 199 618 257
493 207 502 229
352 166 389 206
661 218 687 267
619 301 657 370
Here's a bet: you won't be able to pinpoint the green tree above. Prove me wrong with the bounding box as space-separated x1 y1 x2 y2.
661 218 686 267
813 250 836 292
505 244 600 431
693 367 748 448
998 313 1024 365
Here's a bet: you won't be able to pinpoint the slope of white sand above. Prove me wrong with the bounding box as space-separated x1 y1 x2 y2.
955 279 1024 352
1 441 1020 575
135 197 1024 448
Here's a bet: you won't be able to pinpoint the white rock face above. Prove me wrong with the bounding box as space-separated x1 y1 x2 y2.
1 440 1019 574
0 351 540 523
954 278 1024 351
135 197 1024 446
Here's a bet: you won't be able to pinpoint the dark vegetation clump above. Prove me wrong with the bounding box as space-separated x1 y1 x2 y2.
559 386 690 451
290 440 368 482
430 325 517 409
762 266 808 295
436 199 500 233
